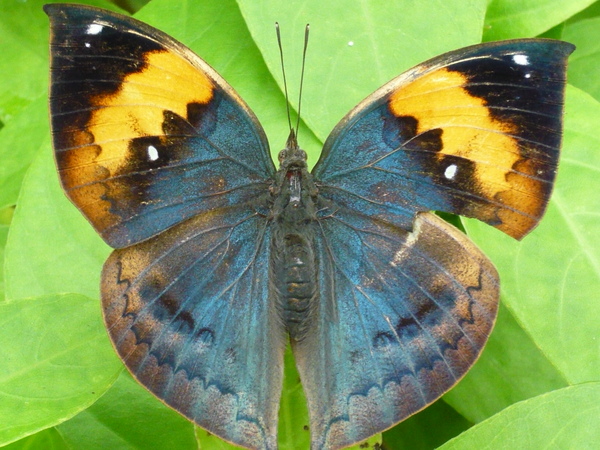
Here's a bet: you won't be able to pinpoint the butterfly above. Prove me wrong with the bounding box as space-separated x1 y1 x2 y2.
44 3 574 449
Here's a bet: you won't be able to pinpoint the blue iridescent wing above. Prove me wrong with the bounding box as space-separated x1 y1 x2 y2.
101 205 283 449
313 40 574 240
293 210 498 448
299 40 573 447
45 4 275 248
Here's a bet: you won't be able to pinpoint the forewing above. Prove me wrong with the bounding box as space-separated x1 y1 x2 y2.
293 210 498 449
313 40 574 239
101 206 283 450
45 5 275 248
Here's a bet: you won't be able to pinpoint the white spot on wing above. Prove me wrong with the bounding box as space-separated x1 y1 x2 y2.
444 164 458 180
147 145 159 161
513 54 529 66
86 23 104 35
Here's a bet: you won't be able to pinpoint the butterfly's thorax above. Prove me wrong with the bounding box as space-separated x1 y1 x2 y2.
270 133 318 341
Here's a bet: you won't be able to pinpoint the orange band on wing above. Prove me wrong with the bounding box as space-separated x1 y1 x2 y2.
58 49 214 230
65 49 213 178
388 68 548 238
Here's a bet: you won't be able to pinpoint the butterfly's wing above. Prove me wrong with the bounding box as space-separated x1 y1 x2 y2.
295 211 498 448
313 40 575 240
101 206 283 449
46 5 283 448
297 40 573 448
45 4 275 248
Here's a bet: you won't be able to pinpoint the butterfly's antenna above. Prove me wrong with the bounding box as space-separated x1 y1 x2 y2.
295 24 310 136
275 22 293 133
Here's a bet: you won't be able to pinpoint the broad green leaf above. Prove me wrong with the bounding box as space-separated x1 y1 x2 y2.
566 0 600 23
3 428 68 450
0 97 48 211
0 207 13 301
0 1 50 124
563 17 600 102
483 0 596 41
239 0 487 153
383 398 472 449
536 19 566 40
439 383 600 449
4 148 110 301
0 294 121 446
279 346 310 449
443 303 567 422
113 0 150 14
56 372 196 450
463 85 600 385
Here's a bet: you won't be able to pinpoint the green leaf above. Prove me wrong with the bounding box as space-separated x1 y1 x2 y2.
463 85 600 385
563 17 600 102
0 97 49 211
112 0 150 14
383 399 472 450
3 428 69 450
537 22 566 40
438 383 600 449
56 371 196 449
239 0 487 154
0 1 51 124
0 207 13 301
0 294 121 446
443 303 567 422
566 0 600 23
279 346 310 449
4 148 110 301
483 0 596 41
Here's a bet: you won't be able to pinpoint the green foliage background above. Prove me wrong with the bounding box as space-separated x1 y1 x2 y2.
0 0 599 448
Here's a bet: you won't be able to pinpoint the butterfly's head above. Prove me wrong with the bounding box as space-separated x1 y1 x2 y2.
278 129 308 170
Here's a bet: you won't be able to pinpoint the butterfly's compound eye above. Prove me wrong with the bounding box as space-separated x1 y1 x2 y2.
278 149 288 164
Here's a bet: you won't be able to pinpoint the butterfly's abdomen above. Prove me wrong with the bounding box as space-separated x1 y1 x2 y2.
271 231 317 341
270 163 319 340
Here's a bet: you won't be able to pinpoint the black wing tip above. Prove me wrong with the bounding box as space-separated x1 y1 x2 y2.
42 3 61 15
43 3 130 25
554 39 576 56
44 3 93 18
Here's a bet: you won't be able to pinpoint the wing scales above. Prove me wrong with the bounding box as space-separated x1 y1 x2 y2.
294 211 498 449
102 206 284 450
45 4 275 248
313 40 574 239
